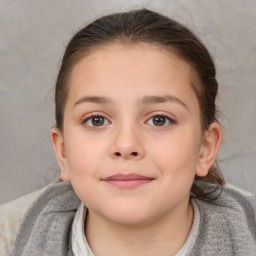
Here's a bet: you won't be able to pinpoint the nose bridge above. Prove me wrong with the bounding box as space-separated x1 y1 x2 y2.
110 118 144 160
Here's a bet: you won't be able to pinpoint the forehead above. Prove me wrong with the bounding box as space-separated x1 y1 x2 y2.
68 42 195 92
64 42 201 126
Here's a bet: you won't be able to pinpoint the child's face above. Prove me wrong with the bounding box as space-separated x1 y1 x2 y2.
52 43 218 225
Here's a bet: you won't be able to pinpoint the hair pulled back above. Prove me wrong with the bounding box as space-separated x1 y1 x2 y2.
55 8 225 198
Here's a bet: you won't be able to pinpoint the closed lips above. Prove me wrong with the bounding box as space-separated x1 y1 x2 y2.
102 174 154 188
103 173 154 181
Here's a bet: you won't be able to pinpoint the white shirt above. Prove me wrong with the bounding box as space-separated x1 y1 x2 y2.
72 199 200 256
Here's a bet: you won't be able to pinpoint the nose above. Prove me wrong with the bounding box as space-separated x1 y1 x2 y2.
109 124 145 160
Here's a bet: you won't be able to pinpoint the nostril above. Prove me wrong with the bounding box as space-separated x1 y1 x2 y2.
114 152 138 157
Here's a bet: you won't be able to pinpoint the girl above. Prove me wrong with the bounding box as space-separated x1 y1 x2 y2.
3 8 256 256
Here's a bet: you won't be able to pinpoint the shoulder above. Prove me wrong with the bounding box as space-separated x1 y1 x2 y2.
196 182 256 228
0 186 48 256
224 182 255 199
193 183 256 255
196 181 256 212
9 181 80 256
201 182 256 214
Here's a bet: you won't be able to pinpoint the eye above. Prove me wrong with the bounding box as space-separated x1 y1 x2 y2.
146 115 175 127
82 114 110 127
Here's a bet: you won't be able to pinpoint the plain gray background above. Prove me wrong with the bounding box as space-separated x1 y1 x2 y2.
0 0 255 205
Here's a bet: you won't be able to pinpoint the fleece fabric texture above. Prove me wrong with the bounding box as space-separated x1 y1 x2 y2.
8 181 256 256
0 187 46 255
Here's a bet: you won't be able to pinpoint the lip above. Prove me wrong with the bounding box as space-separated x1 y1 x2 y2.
102 173 154 189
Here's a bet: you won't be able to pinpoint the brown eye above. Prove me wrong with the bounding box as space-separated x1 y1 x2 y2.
153 116 166 126
147 115 174 127
91 116 104 126
82 115 109 127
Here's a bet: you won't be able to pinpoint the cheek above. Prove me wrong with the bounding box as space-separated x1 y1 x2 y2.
63 132 106 203
64 131 107 178
149 129 201 176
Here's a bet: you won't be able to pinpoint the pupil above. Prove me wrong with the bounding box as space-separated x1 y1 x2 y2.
153 116 165 126
92 116 104 126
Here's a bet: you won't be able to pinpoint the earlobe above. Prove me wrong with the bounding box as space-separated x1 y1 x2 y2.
196 122 222 177
50 127 70 181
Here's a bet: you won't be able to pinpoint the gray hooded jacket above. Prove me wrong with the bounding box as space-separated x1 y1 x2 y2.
9 181 256 256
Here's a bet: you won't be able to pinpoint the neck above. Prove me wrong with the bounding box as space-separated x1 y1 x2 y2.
85 198 194 256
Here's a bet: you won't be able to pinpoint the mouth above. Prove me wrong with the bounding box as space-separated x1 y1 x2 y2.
102 173 155 189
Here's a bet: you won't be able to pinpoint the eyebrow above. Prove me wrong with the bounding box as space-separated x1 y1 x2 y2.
140 95 189 110
73 95 189 111
74 96 113 107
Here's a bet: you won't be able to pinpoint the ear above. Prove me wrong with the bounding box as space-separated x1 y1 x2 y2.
50 127 70 181
196 122 222 177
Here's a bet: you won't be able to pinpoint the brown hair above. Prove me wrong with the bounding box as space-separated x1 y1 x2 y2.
54 8 225 198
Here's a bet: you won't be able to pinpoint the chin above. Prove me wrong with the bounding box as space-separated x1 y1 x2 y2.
109 215 150 226
102 207 155 227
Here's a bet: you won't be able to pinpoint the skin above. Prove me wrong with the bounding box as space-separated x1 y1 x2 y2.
51 43 221 256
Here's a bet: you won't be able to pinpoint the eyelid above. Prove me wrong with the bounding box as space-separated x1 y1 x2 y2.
81 112 111 127
145 112 176 126
80 111 176 128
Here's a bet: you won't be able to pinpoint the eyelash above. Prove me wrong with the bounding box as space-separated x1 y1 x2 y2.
81 113 176 128
146 114 175 127
81 114 110 127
